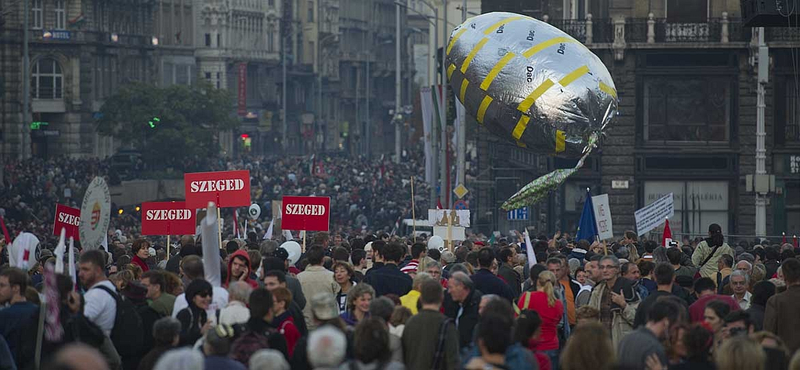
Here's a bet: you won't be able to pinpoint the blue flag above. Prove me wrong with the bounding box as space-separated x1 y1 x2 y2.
576 189 598 242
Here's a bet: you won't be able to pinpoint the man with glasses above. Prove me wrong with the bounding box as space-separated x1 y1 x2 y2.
588 255 640 347
425 260 448 288
729 270 752 310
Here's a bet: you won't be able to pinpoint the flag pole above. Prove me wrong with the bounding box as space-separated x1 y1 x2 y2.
411 176 416 239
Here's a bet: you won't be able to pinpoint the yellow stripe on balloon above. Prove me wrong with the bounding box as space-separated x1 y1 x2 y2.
558 65 590 86
446 28 468 56
480 52 516 91
599 81 618 98
555 130 566 153
522 37 579 58
483 16 525 35
460 38 490 74
517 79 555 113
447 64 456 80
512 115 531 140
476 95 493 124
459 79 469 102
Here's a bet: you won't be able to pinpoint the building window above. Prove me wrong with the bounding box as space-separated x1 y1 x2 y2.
643 76 730 143
205 33 211 46
666 0 708 23
216 72 221 89
786 78 800 143
32 0 43 29
308 1 314 22
54 0 66 30
643 181 729 237
205 72 212 81
31 58 63 99
217 33 222 48
268 25 275 52
269 0 275 7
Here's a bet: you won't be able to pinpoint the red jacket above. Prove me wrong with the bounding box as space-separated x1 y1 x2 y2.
517 291 563 351
689 294 740 322
131 255 150 272
274 312 300 357
225 249 259 289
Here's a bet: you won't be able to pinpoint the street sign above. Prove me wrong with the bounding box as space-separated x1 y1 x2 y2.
453 184 469 199
454 200 468 210
507 206 529 221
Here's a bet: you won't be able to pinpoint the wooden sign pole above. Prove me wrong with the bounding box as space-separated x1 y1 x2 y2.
411 176 416 239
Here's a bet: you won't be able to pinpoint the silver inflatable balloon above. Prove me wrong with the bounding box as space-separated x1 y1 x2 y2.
446 12 617 156
446 12 618 209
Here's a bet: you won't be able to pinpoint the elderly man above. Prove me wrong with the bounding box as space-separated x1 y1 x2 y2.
425 260 449 288
588 255 640 348
444 272 483 349
730 270 752 310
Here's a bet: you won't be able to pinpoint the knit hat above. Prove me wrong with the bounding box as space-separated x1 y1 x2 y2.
310 293 339 321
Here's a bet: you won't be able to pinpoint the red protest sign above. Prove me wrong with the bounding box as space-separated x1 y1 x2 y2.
184 170 251 209
281 196 331 231
141 202 197 235
53 204 81 240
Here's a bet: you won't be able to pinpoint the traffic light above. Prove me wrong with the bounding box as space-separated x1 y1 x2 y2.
148 117 160 128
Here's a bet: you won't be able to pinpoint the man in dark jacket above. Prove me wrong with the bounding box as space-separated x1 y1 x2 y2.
403 279 460 370
471 248 514 302
764 258 800 353
443 272 483 349
497 247 521 299
363 242 412 297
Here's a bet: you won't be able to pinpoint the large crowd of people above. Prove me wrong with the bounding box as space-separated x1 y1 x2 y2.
2 153 800 370
0 152 432 251
0 213 799 370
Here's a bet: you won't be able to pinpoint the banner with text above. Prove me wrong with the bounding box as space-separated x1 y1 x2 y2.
141 201 197 235
53 204 81 240
184 170 251 209
591 194 614 240
281 196 330 231
635 193 674 236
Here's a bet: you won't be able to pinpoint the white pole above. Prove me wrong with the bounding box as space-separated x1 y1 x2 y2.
456 0 467 192
440 0 448 206
755 27 768 238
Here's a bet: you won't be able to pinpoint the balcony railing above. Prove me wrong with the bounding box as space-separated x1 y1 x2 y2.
542 15 614 45
767 27 800 42
549 13 751 47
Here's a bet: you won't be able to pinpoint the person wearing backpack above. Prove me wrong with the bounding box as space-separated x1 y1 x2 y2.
230 288 288 365
78 249 128 370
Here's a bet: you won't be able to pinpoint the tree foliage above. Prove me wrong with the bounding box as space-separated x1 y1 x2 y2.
97 82 238 167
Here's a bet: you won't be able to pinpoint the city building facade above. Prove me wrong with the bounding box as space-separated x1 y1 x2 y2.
474 0 800 240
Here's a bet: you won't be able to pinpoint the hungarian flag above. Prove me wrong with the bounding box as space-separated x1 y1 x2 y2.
662 219 673 247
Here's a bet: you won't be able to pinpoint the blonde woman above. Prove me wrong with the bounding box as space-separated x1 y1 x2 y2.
516 270 563 369
714 336 765 370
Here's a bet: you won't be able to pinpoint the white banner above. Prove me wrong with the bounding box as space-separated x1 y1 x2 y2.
428 209 470 227
420 87 434 184
591 194 614 240
635 193 674 236
433 226 466 241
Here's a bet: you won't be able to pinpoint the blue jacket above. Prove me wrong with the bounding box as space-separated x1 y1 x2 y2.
471 269 515 302
363 263 412 298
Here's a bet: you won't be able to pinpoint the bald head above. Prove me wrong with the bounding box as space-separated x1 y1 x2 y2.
53 344 109 370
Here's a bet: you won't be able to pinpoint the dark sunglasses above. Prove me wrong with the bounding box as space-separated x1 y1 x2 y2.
197 291 212 298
